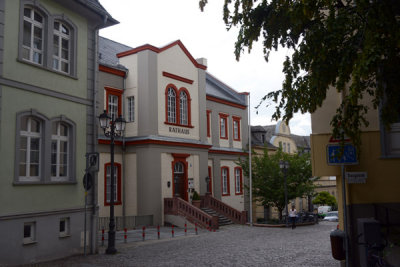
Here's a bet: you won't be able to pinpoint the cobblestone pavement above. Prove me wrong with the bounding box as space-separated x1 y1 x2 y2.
38 221 340 267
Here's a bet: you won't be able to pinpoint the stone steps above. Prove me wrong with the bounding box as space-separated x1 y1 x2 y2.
201 208 234 226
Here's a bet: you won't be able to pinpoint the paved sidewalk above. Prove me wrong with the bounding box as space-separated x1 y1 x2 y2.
38 222 340 267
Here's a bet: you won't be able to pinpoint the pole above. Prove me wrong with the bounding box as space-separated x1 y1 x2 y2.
248 93 253 226
284 167 288 227
342 164 349 267
106 122 116 254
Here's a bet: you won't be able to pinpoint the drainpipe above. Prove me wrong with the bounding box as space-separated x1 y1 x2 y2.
122 74 127 230
90 14 108 255
248 93 252 226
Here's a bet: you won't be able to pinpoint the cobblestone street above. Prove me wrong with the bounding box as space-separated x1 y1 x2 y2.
39 222 340 267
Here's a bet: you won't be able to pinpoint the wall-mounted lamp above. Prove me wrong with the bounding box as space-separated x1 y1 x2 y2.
167 181 171 188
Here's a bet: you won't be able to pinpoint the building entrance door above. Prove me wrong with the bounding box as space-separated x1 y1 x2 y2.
174 162 187 200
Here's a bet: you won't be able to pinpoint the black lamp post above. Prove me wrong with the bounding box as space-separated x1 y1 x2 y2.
99 110 126 255
205 176 210 194
279 160 289 227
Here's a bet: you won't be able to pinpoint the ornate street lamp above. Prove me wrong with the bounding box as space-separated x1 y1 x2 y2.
279 160 289 227
99 110 125 254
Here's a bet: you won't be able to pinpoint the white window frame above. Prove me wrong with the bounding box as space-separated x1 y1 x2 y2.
22 7 43 64
222 168 228 195
167 88 176 123
51 122 69 181
23 222 36 244
220 117 227 138
59 217 70 237
127 96 135 122
53 20 70 73
179 91 188 125
19 117 41 182
108 94 118 120
235 168 241 194
106 165 118 203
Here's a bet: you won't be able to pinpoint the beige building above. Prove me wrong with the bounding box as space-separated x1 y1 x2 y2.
311 86 400 266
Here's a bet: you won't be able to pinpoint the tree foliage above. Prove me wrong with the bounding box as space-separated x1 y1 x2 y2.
200 0 400 150
312 191 337 207
238 149 316 219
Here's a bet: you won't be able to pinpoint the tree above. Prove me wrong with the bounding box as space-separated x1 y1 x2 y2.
312 191 337 207
200 0 400 150
238 148 316 220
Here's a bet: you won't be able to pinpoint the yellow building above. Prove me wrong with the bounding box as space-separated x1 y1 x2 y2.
311 87 400 266
250 121 326 222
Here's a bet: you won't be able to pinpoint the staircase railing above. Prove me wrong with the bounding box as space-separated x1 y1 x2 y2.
202 194 248 224
164 197 219 229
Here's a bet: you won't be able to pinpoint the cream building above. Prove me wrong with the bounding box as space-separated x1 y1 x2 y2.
96 37 249 228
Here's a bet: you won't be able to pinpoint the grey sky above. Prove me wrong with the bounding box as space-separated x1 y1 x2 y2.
99 0 311 135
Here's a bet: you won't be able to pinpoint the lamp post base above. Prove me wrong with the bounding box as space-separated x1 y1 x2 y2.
105 247 117 255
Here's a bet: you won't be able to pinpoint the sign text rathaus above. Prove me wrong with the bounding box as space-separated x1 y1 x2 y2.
169 126 190 135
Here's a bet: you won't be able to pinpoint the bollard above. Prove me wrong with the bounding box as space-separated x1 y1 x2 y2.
195 223 198 235
101 228 105 246
157 225 160 240
184 223 187 236
124 228 127 243
142 226 146 241
172 225 174 238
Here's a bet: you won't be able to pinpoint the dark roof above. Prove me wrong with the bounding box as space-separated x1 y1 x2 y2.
251 124 310 150
291 134 311 149
76 0 118 26
206 73 247 106
99 36 132 70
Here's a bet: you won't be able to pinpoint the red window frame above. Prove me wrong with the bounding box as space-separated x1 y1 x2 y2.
104 162 122 206
221 166 230 196
208 166 213 194
234 167 243 195
105 87 123 117
219 113 229 139
165 84 193 128
232 116 241 141
206 110 212 137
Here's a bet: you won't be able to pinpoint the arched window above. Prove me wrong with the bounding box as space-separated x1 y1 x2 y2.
53 20 70 73
179 91 188 125
51 122 69 180
22 7 44 64
174 162 184 174
19 116 42 180
167 87 176 123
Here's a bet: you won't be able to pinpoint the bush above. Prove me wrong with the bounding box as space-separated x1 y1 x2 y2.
192 190 200 201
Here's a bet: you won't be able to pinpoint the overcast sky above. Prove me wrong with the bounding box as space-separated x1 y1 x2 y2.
99 0 311 136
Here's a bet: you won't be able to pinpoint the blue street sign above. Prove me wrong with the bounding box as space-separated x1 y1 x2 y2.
326 144 358 165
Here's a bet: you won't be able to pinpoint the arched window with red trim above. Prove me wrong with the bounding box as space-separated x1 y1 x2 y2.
165 84 192 127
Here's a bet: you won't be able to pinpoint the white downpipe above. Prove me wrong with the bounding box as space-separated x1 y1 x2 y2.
248 93 253 226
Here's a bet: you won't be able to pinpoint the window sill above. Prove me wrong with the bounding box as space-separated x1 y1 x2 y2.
23 240 37 246
235 192 243 196
380 155 400 159
17 58 78 80
164 122 194 128
221 194 230 197
13 180 77 186
104 202 122 206
59 234 71 239
233 138 241 142
220 137 228 140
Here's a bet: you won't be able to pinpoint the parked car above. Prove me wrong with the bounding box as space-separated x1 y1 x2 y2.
323 211 339 222
318 206 332 218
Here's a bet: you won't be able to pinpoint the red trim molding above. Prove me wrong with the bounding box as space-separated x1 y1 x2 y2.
99 64 126 77
206 110 212 137
232 116 241 141
208 166 213 195
105 86 123 116
207 95 246 110
164 84 193 127
117 40 207 70
208 149 248 156
163 71 194 84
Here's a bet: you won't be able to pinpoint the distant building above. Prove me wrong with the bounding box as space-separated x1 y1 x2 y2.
250 121 336 222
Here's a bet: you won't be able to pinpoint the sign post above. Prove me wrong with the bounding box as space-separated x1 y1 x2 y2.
326 143 358 267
